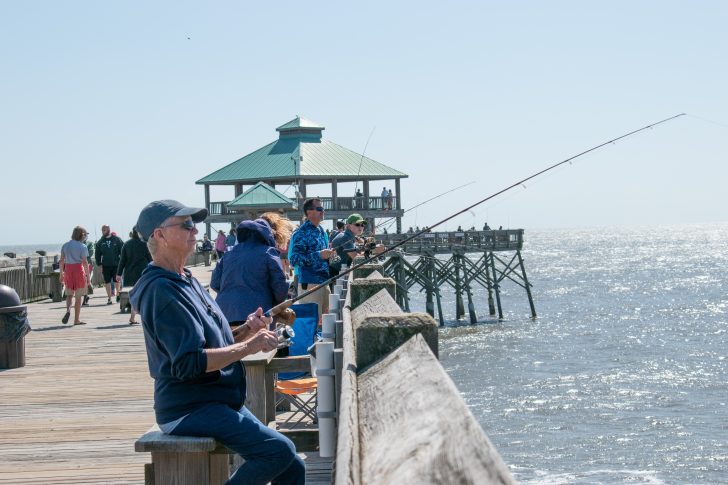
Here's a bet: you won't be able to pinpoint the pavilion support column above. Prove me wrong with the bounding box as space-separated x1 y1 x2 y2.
395 178 402 234
332 178 338 212
204 185 211 238
299 181 307 223
363 180 370 211
235 183 243 197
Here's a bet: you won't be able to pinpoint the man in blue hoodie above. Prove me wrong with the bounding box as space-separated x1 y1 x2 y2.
130 200 305 485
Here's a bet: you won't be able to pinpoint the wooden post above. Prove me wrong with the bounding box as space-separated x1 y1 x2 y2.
349 278 396 311
352 262 384 280
484 251 496 316
363 180 370 210
517 250 537 318
489 253 503 320
454 253 465 320
355 312 438 370
242 350 276 423
204 184 211 238
395 178 402 234
357 335 515 484
332 178 338 212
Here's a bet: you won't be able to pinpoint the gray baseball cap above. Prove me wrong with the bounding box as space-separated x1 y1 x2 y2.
136 200 208 241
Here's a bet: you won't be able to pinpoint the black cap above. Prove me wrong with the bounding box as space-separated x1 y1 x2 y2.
136 200 208 241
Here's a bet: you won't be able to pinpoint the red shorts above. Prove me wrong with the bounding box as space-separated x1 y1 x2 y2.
63 263 87 291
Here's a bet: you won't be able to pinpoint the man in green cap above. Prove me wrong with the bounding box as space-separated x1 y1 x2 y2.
330 213 384 274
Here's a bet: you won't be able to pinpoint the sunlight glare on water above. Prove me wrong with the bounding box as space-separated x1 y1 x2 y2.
411 223 728 484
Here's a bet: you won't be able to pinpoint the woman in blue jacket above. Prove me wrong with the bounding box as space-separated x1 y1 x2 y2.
211 219 290 326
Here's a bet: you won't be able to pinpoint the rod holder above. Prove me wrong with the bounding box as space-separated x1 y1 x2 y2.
316 341 336 457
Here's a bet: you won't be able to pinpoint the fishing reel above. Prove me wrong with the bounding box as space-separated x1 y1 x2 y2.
356 237 379 258
275 324 295 349
357 237 385 261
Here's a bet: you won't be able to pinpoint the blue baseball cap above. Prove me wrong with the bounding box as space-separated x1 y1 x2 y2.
136 200 208 241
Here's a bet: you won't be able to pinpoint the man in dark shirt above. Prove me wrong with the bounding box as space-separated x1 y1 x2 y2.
95 225 124 305
331 213 385 274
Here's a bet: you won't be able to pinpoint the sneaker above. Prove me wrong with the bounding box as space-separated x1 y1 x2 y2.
82 296 89 306
107 298 112 305
61 311 70 324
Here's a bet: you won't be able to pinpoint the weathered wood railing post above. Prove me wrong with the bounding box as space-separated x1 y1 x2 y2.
335 265 515 484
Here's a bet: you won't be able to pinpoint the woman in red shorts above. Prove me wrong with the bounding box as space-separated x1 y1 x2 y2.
59 226 90 325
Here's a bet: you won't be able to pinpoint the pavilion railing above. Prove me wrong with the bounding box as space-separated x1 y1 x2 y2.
209 196 399 215
375 229 524 252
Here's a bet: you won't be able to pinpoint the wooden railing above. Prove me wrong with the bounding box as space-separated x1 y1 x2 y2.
208 196 399 215
0 252 210 304
375 229 523 253
321 196 399 212
333 260 515 484
208 201 230 216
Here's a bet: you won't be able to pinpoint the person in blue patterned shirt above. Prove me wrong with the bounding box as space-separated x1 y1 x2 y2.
289 198 333 322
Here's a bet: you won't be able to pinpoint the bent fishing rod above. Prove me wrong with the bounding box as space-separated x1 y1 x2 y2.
266 113 686 317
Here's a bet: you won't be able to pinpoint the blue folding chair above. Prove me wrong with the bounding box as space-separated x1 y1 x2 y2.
278 302 318 380
275 303 319 428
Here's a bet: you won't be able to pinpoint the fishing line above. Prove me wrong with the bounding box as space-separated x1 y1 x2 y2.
266 113 686 317
353 126 376 196
378 181 476 232
685 113 728 129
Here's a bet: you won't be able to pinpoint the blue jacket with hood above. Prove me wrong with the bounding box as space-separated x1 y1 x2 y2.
130 264 246 425
210 219 289 323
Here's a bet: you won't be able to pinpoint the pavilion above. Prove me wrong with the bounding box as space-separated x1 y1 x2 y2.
196 116 408 235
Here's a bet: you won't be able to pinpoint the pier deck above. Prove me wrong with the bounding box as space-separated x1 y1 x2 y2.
0 265 330 484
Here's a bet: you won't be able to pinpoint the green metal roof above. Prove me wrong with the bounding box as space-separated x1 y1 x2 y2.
276 116 325 132
227 182 296 209
196 117 408 184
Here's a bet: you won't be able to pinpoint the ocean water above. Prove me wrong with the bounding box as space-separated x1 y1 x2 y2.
407 223 728 484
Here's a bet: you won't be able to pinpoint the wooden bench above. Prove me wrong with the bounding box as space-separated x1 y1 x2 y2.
135 351 318 484
135 425 234 485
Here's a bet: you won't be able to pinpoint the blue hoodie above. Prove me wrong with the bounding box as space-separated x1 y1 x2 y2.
210 219 289 322
130 264 246 424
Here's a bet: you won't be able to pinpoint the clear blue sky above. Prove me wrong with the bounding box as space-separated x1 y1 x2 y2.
2 1 726 245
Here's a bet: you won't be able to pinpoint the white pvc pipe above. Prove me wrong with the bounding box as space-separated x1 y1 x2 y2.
322 313 336 343
328 293 339 312
316 341 336 457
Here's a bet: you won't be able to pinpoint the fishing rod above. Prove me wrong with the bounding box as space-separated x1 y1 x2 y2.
266 113 686 317
377 181 477 233
353 126 376 196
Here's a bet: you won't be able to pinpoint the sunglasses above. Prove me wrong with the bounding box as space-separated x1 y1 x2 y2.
159 219 196 231
308 206 325 212
353 223 366 227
